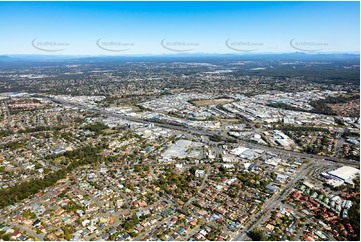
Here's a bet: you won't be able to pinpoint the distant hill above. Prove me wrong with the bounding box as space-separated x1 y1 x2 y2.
0 53 359 64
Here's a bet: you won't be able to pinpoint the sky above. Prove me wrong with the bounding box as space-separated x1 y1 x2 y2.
0 1 359 55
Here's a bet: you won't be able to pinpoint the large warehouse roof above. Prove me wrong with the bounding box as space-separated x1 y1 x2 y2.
328 166 359 181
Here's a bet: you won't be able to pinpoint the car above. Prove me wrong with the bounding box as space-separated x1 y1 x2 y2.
332 230 339 237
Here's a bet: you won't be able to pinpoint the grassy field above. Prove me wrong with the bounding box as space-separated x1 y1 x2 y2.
191 98 234 106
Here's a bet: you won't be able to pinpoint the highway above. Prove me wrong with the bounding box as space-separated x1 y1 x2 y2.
47 97 359 241
47 97 358 166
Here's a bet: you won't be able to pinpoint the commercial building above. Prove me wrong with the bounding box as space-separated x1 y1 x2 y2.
328 166 359 184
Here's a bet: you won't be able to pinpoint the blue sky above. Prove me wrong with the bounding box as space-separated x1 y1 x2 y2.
0 1 359 55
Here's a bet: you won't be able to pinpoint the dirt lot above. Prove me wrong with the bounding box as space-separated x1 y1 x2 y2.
190 98 234 106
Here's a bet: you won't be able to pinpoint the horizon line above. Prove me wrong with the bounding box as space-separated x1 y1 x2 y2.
2 51 360 57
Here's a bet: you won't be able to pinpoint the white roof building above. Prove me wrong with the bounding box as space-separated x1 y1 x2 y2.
195 170 205 177
230 146 249 156
328 166 359 181
342 200 352 209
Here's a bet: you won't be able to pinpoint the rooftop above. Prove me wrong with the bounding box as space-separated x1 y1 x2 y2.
328 166 359 181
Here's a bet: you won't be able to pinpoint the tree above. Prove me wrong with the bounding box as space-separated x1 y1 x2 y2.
248 228 267 241
2 234 10 241
63 227 71 241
